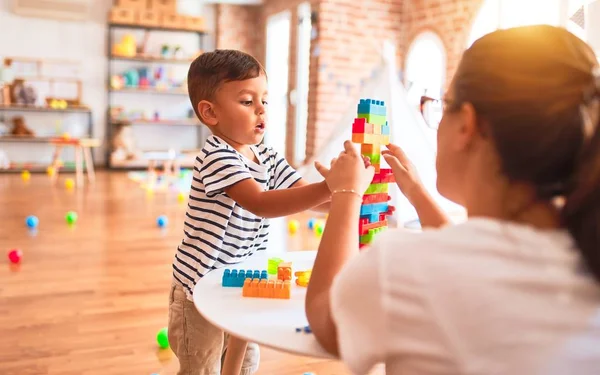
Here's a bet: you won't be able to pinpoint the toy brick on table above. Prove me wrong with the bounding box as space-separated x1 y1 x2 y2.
242 278 291 299
222 269 267 288
277 262 292 281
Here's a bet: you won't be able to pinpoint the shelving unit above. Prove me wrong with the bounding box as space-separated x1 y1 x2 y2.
0 105 93 172
106 22 208 170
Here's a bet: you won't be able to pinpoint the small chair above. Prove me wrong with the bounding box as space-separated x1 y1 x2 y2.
49 137 101 187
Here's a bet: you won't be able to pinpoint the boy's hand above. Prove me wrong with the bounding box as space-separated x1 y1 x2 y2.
315 141 374 193
382 143 425 204
315 155 371 180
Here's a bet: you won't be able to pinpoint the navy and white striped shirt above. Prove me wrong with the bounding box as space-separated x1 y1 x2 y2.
172 135 302 299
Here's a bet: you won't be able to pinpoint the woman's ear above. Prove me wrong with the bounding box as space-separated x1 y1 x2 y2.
198 100 218 126
455 102 478 151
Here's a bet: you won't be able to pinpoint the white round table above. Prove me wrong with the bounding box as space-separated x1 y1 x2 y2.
193 250 334 359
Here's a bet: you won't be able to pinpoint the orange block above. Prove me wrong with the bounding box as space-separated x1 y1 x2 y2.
243 278 291 299
361 143 381 155
277 262 292 281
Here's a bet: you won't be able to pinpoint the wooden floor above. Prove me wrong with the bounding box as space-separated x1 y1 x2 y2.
0 171 380 375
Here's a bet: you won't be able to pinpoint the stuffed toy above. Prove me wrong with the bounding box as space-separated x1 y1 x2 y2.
10 116 34 136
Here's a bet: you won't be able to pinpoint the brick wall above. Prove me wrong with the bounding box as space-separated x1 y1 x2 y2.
215 0 485 163
215 4 262 59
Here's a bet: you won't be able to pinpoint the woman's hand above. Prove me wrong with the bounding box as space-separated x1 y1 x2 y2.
315 140 374 193
382 143 425 204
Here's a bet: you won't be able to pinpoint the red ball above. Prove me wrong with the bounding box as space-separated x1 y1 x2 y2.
8 249 22 264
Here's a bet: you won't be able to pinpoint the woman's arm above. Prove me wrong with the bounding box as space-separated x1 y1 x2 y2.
305 192 362 354
305 140 374 354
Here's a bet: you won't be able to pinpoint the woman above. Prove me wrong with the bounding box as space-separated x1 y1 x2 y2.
306 25 600 375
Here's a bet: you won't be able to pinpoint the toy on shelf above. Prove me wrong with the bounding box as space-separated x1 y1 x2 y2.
277 262 292 281
295 270 311 287
222 269 267 288
112 34 137 57
242 278 291 299
352 99 396 249
267 257 282 276
10 116 34 136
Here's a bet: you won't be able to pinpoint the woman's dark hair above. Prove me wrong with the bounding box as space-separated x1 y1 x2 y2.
452 25 600 281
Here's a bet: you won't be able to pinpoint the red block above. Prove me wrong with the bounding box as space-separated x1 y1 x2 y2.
372 168 395 183
352 117 366 133
359 219 388 235
362 193 390 204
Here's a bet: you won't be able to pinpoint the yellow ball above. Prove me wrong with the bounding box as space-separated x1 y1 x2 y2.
21 170 31 181
47 166 56 177
62 133 71 140
65 178 75 189
288 219 299 235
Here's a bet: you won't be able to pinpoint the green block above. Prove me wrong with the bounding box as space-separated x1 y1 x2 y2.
359 227 387 244
267 257 282 275
357 113 386 126
364 183 388 194
362 152 381 164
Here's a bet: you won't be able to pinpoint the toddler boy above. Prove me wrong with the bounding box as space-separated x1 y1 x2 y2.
168 49 330 375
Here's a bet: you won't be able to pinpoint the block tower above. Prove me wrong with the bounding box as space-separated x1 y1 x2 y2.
352 99 395 248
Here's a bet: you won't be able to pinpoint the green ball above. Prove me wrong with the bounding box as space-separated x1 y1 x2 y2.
314 221 324 236
156 327 169 349
65 211 78 225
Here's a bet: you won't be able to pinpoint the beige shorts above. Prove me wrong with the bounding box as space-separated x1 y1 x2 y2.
168 283 260 375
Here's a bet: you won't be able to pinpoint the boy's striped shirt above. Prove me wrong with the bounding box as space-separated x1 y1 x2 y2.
172 135 301 299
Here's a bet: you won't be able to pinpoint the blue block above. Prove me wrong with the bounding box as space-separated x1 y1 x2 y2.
360 202 389 216
362 213 380 222
357 98 386 116
381 123 390 135
222 268 267 287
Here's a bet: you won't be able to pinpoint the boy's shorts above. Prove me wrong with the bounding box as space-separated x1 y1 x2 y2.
168 283 260 375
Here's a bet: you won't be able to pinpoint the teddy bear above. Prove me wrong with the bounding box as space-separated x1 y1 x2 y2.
10 116 34 136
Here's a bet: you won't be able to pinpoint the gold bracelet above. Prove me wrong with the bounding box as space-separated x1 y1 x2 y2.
331 189 362 199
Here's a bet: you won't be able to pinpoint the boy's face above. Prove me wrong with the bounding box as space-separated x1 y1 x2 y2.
205 74 268 148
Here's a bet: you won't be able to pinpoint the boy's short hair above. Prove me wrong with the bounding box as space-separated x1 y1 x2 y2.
187 49 266 120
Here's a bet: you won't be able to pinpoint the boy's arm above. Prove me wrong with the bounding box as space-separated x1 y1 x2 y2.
225 178 330 218
292 178 330 213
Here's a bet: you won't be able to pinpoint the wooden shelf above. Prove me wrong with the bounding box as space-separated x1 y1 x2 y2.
110 55 195 64
110 158 196 169
110 119 201 127
0 163 76 173
0 136 59 143
108 23 206 35
109 87 187 96
0 105 91 113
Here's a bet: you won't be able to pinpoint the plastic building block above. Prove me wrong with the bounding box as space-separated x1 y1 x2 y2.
267 257 282 275
242 278 291 299
357 113 386 126
360 226 387 244
381 124 390 135
372 168 394 183
353 133 389 145
361 152 381 165
362 193 390 204
361 143 381 155
360 202 389 216
364 183 388 195
277 262 292 281
359 219 388 236
295 270 311 287
357 99 386 116
222 269 267 287
352 118 374 134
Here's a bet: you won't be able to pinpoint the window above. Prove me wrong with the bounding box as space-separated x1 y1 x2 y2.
293 2 311 165
468 0 591 47
404 31 446 129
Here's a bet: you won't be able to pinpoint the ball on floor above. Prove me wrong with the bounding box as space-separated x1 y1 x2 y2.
314 221 324 236
156 327 169 349
157 215 168 228
25 215 39 229
65 211 78 225
8 249 22 264
307 218 316 230
65 178 75 189
288 219 299 235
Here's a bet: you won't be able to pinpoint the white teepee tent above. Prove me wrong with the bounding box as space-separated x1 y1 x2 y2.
298 41 465 228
